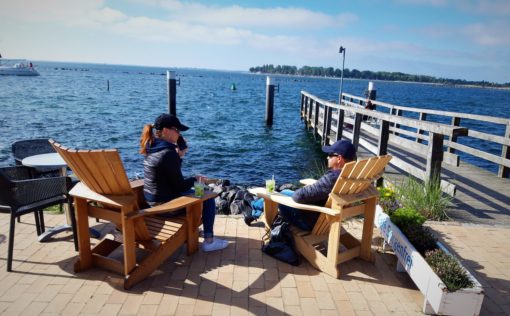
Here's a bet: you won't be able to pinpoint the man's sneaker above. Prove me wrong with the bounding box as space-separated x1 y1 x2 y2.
202 238 229 252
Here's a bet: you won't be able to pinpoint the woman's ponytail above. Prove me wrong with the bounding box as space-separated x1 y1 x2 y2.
139 124 154 155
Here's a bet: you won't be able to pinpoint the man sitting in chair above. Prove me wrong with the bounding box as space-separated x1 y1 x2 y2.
279 140 357 231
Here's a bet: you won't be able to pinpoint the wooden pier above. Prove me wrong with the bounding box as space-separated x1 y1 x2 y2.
300 91 510 226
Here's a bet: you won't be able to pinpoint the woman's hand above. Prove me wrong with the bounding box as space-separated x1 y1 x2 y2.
176 147 188 158
195 175 208 183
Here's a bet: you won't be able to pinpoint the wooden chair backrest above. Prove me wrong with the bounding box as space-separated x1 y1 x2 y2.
50 140 132 195
327 155 392 205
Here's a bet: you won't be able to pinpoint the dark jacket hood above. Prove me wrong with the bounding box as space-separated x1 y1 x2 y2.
147 138 175 154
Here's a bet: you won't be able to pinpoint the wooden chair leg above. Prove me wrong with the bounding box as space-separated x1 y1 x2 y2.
360 197 377 261
262 199 279 230
73 197 93 272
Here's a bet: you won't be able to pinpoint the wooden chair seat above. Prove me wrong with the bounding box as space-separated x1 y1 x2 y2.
50 140 215 289
250 154 392 278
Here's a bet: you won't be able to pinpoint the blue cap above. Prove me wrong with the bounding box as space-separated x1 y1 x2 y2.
322 140 356 160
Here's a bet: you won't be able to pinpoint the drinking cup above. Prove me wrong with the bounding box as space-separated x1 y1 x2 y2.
265 179 275 193
194 182 204 197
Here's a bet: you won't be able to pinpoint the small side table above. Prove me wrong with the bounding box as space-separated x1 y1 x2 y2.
22 153 100 242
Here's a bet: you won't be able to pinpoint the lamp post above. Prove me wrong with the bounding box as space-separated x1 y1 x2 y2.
338 46 346 105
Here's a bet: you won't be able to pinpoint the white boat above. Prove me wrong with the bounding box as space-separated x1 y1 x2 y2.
0 58 40 76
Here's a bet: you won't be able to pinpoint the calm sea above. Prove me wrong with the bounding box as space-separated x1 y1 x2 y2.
1 61 509 185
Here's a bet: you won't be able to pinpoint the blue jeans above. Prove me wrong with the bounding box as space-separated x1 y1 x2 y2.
158 189 216 238
278 189 318 231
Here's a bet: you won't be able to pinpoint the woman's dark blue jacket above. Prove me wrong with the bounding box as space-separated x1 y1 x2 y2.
143 138 194 203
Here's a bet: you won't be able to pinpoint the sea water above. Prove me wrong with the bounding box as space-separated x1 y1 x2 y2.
1 61 509 185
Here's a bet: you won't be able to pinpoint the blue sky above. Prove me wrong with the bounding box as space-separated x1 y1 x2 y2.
1 0 509 83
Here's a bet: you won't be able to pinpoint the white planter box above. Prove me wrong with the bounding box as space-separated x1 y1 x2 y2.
374 206 484 315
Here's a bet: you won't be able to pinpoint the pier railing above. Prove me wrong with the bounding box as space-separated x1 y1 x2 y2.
301 90 510 195
301 91 471 195
340 93 510 179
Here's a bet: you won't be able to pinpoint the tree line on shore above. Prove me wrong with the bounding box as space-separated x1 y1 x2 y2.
248 64 510 88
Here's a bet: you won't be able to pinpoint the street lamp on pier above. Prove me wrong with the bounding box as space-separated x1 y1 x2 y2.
339 46 346 105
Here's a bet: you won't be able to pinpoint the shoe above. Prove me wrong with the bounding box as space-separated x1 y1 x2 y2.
243 211 255 226
202 238 228 252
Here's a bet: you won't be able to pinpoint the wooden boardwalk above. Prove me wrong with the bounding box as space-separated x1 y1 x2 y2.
356 139 510 226
301 91 510 227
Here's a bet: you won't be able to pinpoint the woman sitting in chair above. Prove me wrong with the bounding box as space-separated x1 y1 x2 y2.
279 140 357 231
139 113 228 252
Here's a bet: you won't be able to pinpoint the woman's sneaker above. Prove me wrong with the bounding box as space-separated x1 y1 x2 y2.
202 238 229 252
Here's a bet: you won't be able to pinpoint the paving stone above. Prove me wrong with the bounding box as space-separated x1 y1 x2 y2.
0 214 507 315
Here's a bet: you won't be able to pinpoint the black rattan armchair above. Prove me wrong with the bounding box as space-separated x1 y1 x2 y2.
11 138 59 175
0 166 77 271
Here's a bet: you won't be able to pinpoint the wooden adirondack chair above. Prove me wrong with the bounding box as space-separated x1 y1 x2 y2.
50 140 214 289
251 155 392 278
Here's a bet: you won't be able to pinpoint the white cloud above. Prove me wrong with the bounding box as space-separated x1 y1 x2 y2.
456 0 510 16
0 0 105 24
89 7 128 24
166 4 358 29
462 21 510 46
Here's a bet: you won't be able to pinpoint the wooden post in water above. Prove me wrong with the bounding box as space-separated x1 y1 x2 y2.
499 123 510 178
265 76 275 126
300 94 305 120
167 71 177 116
107 80 110 92
313 100 320 138
367 81 376 101
363 81 376 121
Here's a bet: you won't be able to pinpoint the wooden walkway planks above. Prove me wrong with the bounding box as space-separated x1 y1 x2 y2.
354 135 510 226
302 91 510 226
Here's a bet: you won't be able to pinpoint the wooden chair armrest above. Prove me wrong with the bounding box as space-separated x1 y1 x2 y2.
127 191 218 219
130 179 144 189
249 187 340 216
300 178 317 186
70 182 136 208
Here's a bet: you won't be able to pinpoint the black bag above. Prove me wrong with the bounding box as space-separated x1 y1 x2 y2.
262 215 300 266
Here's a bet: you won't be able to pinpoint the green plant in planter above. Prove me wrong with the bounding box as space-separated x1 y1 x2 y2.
425 249 474 292
390 206 426 227
395 175 452 221
390 207 438 255
378 186 401 215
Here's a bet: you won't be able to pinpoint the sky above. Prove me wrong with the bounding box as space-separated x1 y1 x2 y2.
1 0 509 83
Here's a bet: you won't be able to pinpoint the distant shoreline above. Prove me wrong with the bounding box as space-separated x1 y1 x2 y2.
250 71 510 91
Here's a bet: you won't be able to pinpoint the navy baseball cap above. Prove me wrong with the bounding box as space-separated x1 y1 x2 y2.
322 140 357 160
154 114 189 131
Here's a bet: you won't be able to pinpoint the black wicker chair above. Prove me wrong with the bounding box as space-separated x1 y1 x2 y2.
0 166 78 272
11 138 60 176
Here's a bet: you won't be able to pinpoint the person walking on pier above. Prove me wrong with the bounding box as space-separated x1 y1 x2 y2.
278 140 357 230
139 113 228 252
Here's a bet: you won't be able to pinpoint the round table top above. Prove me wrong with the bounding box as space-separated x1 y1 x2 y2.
21 153 67 168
